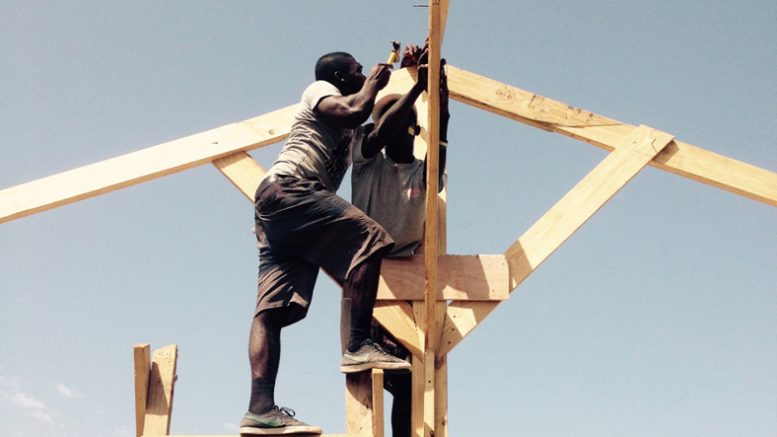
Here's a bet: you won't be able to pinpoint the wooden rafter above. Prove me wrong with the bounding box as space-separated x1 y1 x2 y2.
446 66 777 207
3 66 773 224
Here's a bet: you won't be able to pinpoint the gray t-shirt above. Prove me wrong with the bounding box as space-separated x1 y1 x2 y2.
351 140 426 257
269 81 364 192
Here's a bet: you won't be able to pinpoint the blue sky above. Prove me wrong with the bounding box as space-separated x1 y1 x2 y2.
1 1 776 436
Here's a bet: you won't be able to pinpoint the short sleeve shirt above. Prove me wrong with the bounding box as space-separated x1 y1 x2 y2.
351 139 426 257
269 81 364 192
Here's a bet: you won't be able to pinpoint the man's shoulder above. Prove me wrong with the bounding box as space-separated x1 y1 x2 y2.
302 80 341 99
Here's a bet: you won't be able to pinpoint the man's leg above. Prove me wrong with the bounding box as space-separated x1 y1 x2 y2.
340 249 411 373
247 309 285 415
242 307 322 435
344 250 384 352
386 373 412 437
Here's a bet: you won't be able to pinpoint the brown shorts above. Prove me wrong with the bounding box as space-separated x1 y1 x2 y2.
254 174 394 326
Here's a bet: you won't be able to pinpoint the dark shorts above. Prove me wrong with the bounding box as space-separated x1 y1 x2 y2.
254 174 394 326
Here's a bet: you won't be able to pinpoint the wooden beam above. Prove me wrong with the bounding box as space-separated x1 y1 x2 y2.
133 344 151 437
0 105 296 223
439 301 499 357
505 125 674 289
345 371 379 437
446 65 777 207
373 301 423 358
212 151 267 201
143 344 178 436
378 255 509 301
439 0 450 43
438 125 674 356
371 370 385 437
424 0 443 348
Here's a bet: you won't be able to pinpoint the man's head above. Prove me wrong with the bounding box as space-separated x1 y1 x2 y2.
315 52 365 95
372 94 419 163
372 94 419 138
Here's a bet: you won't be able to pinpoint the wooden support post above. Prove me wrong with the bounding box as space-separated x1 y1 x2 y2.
345 370 384 437
420 3 443 435
371 370 385 437
134 344 151 437
143 344 179 436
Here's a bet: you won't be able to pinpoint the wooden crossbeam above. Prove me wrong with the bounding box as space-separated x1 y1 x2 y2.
446 65 777 207
379 255 508 301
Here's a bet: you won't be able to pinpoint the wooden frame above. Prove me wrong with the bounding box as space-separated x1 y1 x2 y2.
3 2 776 436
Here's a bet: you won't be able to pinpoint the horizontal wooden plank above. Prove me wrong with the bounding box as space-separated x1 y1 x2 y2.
447 65 777 207
378 255 509 301
0 105 297 223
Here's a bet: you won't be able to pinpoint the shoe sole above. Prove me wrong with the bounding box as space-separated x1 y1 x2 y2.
239 425 322 435
340 361 412 374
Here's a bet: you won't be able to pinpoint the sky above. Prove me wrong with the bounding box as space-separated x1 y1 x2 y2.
1 1 776 436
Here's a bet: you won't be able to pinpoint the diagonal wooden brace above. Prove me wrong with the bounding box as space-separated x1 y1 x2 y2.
438 125 675 356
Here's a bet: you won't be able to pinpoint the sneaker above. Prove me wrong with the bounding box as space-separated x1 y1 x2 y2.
340 339 412 374
239 406 322 435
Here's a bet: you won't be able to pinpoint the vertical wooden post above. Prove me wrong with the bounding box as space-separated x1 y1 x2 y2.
346 371 384 437
133 344 151 437
422 2 443 436
143 344 178 436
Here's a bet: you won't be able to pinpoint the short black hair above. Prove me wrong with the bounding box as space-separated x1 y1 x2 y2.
315 52 353 82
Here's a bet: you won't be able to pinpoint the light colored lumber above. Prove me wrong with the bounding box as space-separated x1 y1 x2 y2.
345 372 378 437
378 255 509 301
1 69 418 224
439 301 499 356
439 0 450 43
134 344 151 437
439 125 674 356
505 125 674 290
0 105 296 223
423 347 436 437
446 65 777 207
424 0 443 350
410 302 426 437
371 369 385 437
212 151 267 201
373 301 423 358
435 354 448 437
144 344 178 436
